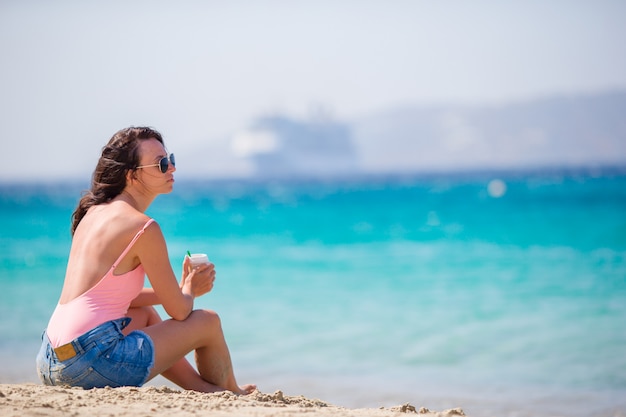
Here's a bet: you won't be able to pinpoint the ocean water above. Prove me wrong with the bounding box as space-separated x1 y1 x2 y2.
1 168 625 417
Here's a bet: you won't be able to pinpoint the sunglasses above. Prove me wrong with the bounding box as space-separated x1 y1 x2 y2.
136 153 175 173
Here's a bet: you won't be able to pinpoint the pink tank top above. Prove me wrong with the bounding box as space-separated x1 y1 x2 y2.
46 219 155 347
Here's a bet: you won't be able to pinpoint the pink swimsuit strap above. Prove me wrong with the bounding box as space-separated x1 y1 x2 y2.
110 218 155 271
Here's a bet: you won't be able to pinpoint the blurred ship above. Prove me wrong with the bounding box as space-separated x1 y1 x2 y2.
232 114 358 179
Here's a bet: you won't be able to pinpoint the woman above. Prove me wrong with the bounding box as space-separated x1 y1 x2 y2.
36 126 255 394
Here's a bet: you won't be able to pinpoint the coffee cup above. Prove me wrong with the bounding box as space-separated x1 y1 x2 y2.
189 253 209 268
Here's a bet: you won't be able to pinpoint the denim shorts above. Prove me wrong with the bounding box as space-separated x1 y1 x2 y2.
36 317 155 389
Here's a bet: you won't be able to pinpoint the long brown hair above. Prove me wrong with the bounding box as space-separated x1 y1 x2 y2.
71 127 164 235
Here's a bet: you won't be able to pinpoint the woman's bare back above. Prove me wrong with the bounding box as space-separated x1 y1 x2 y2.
59 200 150 305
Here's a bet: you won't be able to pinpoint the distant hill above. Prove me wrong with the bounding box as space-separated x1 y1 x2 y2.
352 91 626 173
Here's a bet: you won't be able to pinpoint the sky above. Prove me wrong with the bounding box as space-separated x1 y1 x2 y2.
1 0 626 181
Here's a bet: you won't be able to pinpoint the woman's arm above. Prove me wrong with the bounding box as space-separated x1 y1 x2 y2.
134 222 199 320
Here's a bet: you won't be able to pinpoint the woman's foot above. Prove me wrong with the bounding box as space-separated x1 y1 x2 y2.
237 384 257 395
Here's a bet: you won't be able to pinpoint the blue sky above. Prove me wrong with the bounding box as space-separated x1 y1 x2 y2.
1 1 625 181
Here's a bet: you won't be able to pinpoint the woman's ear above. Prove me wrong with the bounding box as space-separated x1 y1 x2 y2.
126 169 137 184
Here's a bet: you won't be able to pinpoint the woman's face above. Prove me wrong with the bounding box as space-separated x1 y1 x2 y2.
134 138 176 193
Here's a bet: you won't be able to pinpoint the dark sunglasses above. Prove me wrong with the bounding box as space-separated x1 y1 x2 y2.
136 153 175 173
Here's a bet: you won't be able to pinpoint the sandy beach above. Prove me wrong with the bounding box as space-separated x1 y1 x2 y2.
0 384 465 417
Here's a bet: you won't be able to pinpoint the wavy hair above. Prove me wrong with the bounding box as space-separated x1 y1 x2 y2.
70 127 164 235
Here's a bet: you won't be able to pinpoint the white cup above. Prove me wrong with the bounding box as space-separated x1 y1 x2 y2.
189 253 209 268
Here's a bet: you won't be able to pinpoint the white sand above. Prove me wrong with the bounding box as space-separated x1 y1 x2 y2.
0 384 465 417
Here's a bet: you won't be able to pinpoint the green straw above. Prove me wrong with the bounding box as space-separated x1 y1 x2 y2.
187 250 191 257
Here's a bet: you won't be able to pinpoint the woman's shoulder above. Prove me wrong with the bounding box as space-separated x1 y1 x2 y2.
117 211 158 234
71 205 161 266
84 202 157 235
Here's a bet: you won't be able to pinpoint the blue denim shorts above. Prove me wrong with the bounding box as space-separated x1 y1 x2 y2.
36 317 155 389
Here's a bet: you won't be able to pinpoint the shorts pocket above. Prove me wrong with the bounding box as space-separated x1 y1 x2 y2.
51 346 112 389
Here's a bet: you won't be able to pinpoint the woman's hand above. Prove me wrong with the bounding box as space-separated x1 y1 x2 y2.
181 256 216 298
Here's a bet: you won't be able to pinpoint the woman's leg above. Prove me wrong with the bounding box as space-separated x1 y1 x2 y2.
124 307 219 391
125 307 255 394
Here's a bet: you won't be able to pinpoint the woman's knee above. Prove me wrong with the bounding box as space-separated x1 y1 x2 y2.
190 309 222 330
125 306 162 333
145 306 163 324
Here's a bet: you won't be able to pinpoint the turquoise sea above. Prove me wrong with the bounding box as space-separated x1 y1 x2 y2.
1 168 625 417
